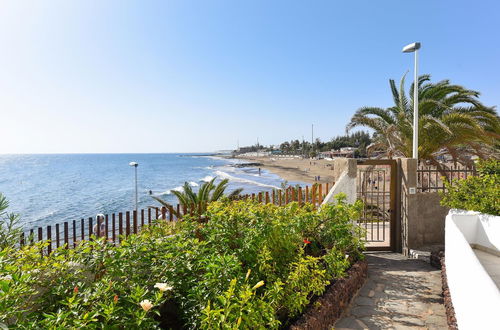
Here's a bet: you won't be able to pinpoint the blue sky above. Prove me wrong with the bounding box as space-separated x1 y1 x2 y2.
1 0 498 153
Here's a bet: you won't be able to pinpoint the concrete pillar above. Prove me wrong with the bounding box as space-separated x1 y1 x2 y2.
323 158 357 205
332 158 357 180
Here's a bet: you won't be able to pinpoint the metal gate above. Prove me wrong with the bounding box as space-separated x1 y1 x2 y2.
356 159 397 251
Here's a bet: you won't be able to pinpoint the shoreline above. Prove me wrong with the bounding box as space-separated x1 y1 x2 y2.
229 155 337 185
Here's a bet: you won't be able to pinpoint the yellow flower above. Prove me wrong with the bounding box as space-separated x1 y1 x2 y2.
140 299 153 311
154 283 173 292
252 280 265 290
245 269 251 280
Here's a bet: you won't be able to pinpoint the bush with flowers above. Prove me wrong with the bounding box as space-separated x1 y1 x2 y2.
0 193 364 329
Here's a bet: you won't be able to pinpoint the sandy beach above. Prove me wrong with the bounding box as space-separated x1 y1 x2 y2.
234 155 339 185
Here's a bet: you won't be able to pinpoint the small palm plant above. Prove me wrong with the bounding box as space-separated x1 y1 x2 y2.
151 177 243 217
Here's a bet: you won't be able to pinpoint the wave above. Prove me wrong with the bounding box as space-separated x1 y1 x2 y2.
200 176 214 182
214 170 279 189
188 181 199 187
157 185 184 195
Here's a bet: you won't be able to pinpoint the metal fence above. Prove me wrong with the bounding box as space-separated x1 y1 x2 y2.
417 162 477 192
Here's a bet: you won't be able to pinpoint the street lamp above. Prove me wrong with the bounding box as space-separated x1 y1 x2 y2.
402 42 421 160
129 162 138 214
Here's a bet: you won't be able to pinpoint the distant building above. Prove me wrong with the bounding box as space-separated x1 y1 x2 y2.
235 146 256 154
320 147 357 158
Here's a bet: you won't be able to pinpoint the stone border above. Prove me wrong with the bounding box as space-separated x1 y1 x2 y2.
289 259 368 330
440 255 458 330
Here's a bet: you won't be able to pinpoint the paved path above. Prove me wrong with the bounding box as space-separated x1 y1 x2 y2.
334 253 447 329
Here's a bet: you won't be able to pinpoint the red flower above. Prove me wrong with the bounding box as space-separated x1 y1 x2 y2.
113 295 119 304
73 286 78 294
303 239 311 244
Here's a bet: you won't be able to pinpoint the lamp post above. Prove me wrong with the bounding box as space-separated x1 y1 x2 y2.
402 42 421 160
129 162 138 214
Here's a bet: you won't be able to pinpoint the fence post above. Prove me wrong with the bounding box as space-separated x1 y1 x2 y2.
112 214 116 243
312 185 316 206
88 217 93 240
169 206 174 221
47 226 52 255
265 191 270 204
161 207 167 220
298 187 303 206
64 222 69 248
55 223 60 249
141 209 145 227
305 186 309 203
319 184 323 204
72 220 76 248
81 218 85 242
148 208 151 224
125 212 130 236
133 210 138 234
105 214 109 239
118 213 123 240
38 227 43 256
20 232 25 247
272 190 276 204
258 192 262 203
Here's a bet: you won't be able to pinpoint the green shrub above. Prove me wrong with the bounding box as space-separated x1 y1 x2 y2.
0 193 22 249
440 159 500 216
0 195 364 329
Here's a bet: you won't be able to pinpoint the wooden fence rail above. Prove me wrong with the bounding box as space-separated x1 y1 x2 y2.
20 183 333 253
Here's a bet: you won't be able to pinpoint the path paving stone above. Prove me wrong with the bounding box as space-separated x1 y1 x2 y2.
334 252 447 330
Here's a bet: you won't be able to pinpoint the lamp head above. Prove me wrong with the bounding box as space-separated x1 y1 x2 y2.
129 162 138 167
402 42 421 53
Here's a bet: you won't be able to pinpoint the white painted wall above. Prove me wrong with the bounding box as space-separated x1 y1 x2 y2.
321 171 356 205
445 209 500 330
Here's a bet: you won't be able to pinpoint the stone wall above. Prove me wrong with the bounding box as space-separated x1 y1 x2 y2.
399 158 448 254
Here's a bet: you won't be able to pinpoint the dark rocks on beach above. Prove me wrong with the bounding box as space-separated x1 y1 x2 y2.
233 162 262 168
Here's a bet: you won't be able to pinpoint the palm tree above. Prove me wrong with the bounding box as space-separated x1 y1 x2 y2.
151 177 243 217
347 73 500 167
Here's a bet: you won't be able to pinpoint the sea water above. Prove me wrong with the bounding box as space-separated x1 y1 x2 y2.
0 154 303 230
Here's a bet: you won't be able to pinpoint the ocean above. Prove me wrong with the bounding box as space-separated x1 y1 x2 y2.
0 154 304 230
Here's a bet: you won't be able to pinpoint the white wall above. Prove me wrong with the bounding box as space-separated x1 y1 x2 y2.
321 171 356 205
445 210 500 330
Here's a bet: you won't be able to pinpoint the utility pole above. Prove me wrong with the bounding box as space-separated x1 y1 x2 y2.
311 124 314 156
302 135 305 157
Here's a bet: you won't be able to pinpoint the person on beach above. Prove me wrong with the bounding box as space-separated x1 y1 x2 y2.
93 214 106 237
258 168 261 176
